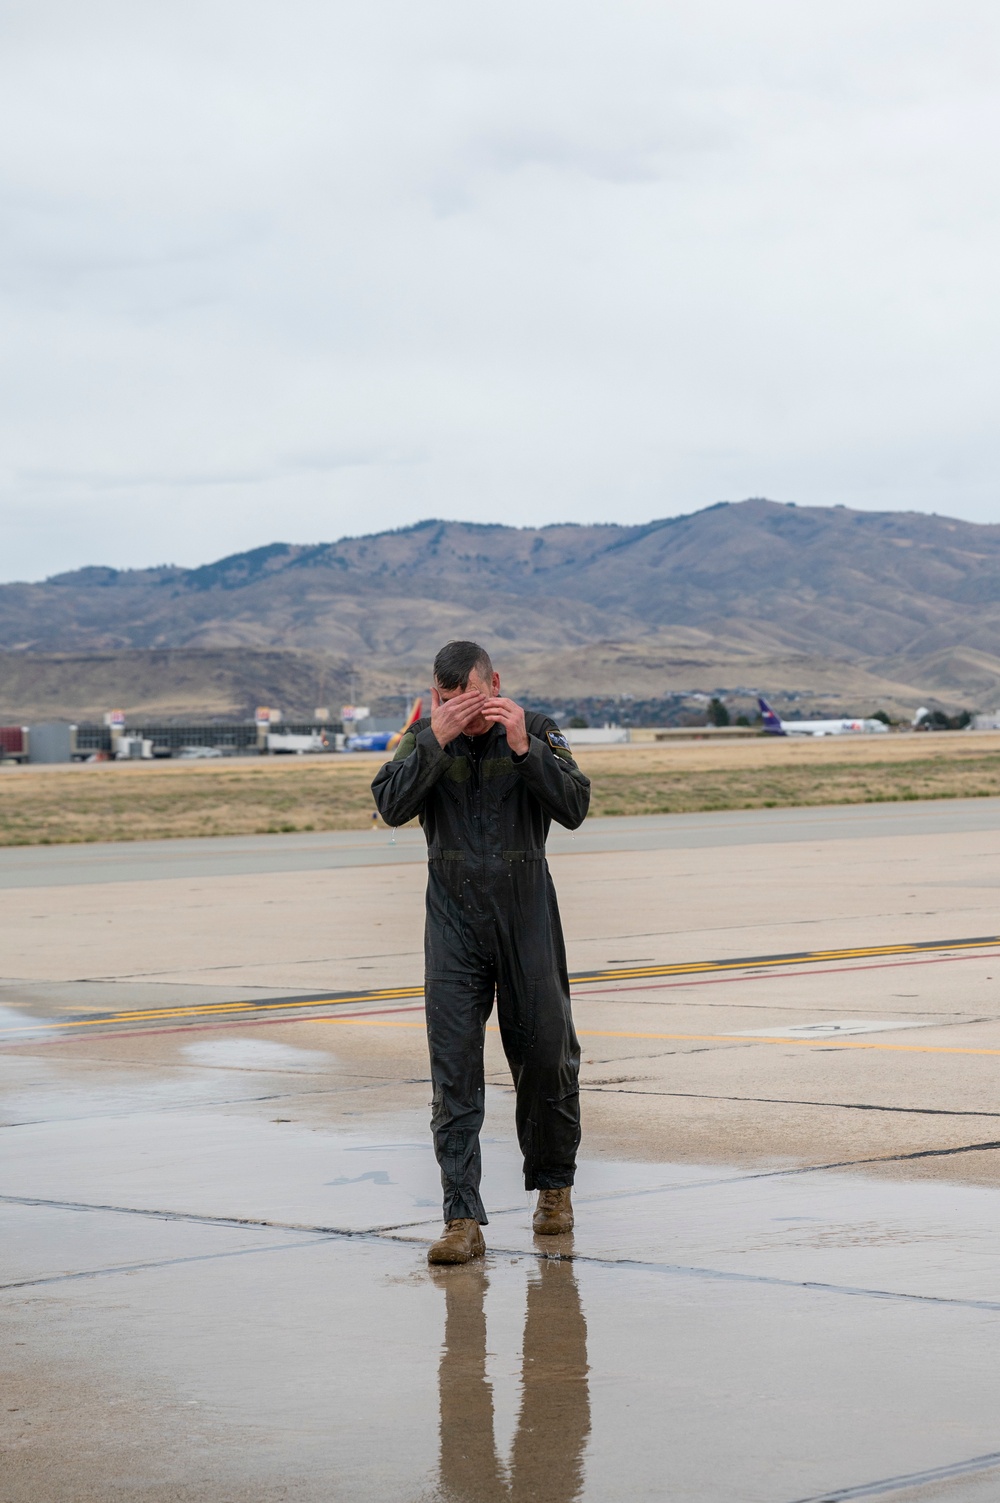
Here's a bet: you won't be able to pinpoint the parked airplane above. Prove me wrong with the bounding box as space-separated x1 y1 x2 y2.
758 697 889 737
345 698 424 753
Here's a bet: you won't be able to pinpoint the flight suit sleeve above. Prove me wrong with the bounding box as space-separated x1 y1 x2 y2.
513 718 591 830
371 723 451 826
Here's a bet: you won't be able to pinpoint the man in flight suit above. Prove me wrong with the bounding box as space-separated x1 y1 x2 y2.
371 640 591 1265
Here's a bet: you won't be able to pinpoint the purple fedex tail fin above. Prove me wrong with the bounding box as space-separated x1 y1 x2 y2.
758 697 786 735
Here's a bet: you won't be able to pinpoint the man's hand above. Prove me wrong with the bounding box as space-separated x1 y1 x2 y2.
431 686 488 749
481 697 529 756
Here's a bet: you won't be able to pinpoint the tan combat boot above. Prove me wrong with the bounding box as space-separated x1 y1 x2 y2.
533 1187 574 1235
427 1218 486 1265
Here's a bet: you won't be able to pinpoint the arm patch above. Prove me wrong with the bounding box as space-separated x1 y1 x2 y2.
546 729 570 752
391 717 430 762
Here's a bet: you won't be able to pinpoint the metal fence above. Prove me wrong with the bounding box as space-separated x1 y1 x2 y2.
73 722 339 755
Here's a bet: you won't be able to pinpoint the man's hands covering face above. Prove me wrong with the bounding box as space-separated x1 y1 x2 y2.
430 685 489 749
430 685 531 756
481 697 529 756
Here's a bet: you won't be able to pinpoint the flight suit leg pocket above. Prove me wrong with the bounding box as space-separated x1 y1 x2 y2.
496 974 539 1062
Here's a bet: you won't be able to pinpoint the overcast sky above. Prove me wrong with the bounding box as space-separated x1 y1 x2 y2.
1 2 998 581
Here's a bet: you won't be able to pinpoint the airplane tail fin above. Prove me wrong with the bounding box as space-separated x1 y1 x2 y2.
386 697 424 752
758 696 785 735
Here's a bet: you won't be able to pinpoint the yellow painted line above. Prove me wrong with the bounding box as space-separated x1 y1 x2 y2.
569 937 1000 985
573 1029 1000 1057
82 986 422 1024
0 987 425 1036
3 935 998 1040
314 1017 1000 1057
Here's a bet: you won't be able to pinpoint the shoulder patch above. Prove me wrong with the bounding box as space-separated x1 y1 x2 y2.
546 729 570 752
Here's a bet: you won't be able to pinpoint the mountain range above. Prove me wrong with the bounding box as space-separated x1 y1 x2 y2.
3 498 1000 721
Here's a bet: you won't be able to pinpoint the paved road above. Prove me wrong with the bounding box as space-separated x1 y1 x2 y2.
5 799 1000 1499
3 795 1000 887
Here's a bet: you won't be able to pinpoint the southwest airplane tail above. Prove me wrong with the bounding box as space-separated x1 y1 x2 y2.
344 698 423 753
386 697 423 751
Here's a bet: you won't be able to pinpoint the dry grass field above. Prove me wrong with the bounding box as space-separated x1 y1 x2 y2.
579 732 1000 816
2 732 1000 846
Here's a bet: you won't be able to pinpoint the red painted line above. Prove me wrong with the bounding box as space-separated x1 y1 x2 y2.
571 950 1000 998
6 948 998 1049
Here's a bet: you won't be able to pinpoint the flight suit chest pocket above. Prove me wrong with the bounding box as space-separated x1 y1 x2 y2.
481 757 520 802
439 756 472 805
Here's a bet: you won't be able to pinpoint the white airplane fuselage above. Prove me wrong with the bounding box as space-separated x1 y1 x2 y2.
757 697 889 737
776 718 888 737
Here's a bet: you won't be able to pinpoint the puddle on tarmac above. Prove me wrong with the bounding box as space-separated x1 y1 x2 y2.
0 1003 44 1037
8 1222 1000 1503
181 1038 333 1072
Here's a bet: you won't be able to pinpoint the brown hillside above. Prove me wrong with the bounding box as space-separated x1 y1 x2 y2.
3 500 1000 717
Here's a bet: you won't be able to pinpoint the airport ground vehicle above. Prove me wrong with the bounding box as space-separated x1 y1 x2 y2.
266 730 331 754
0 726 28 762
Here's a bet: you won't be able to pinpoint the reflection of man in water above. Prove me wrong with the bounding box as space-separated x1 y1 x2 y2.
372 641 590 1265
434 1259 590 1503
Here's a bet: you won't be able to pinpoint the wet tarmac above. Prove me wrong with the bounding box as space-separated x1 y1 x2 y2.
5 806 1000 1499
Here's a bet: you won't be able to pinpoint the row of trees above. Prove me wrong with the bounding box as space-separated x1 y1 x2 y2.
552 698 973 731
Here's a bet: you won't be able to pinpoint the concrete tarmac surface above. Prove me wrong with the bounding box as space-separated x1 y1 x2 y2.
4 801 1000 1500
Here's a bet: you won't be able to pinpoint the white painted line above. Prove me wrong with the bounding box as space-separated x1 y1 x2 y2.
732 1018 941 1039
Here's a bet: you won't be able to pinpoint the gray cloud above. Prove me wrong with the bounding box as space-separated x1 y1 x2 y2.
1 0 998 580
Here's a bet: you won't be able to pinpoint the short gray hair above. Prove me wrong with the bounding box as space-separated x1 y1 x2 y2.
433 640 493 690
